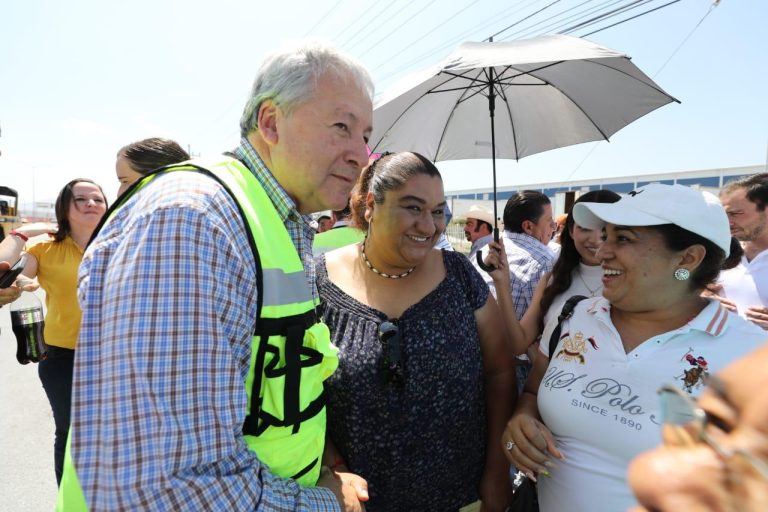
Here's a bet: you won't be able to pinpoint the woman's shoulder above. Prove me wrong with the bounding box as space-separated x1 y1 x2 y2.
319 244 358 275
26 236 61 256
315 245 369 310
439 249 490 307
441 247 471 269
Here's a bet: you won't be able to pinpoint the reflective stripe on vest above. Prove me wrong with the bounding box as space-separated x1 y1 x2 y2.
57 156 337 510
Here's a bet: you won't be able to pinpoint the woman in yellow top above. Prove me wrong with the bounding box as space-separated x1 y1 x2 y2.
0 178 107 485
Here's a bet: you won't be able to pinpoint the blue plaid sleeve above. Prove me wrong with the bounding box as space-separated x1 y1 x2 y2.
73 172 339 511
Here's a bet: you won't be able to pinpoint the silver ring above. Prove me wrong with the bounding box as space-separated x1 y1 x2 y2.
505 440 515 451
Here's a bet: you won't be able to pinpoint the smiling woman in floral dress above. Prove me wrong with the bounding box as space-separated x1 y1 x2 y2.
316 152 516 512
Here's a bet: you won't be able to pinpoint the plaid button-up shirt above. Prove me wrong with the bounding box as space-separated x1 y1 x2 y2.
72 139 336 510
476 231 555 319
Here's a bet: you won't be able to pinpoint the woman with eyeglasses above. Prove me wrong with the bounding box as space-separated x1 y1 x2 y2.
316 152 516 511
0 178 108 485
628 343 768 511
498 184 766 512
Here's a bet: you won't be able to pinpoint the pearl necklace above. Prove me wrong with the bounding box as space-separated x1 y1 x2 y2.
360 242 415 279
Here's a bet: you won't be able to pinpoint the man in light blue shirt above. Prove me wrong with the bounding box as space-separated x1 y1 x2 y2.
474 191 556 390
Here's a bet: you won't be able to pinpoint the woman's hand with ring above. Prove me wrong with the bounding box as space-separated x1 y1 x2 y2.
501 413 562 481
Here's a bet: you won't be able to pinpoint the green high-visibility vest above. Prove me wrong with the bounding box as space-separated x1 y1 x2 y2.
57 156 338 510
313 225 364 256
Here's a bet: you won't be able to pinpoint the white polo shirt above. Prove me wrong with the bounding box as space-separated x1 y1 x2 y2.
718 249 768 317
536 297 767 512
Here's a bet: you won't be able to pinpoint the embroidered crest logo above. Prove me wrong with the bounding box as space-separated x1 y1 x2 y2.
555 331 590 364
677 348 710 393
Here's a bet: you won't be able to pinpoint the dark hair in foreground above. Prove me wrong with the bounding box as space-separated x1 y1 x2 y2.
540 190 621 316
649 224 725 290
722 172 768 211
118 138 190 175
54 178 108 242
350 152 441 231
503 190 551 233
721 237 744 271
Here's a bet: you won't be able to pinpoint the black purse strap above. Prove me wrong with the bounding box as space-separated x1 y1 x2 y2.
547 295 588 358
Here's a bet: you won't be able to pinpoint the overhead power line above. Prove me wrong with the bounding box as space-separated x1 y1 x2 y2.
374 0 546 88
358 0 442 58
562 0 717 181
489 0 564 40
338 0 401 49
559 0 651 35
369 0 489 74
303 0 346 37
503 0 623 41
579 0 682 37
652 0 719 77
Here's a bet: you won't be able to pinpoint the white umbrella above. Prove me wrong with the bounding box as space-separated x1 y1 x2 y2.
369 34 678 268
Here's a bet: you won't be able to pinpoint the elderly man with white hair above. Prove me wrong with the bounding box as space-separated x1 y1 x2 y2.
59 41 373 511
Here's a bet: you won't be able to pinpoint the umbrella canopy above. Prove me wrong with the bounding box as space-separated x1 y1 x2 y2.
370 34 679 162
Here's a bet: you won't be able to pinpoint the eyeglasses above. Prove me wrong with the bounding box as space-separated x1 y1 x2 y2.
658 384 768 479
378 320 404 387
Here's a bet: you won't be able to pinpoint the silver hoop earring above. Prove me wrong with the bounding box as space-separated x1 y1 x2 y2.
674 268 690 281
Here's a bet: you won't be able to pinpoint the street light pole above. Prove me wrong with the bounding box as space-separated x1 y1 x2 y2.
31 167 36 220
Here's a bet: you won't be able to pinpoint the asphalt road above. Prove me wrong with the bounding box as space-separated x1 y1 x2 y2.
0 291 59 511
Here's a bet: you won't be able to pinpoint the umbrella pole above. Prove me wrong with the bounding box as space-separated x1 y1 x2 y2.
489 66 499 243
476 65 500 273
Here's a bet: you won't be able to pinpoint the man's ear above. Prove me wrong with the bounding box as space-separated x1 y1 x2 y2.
521 219 534 236
257 100 279 145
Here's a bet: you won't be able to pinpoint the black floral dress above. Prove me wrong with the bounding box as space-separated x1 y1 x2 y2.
316 250 490 512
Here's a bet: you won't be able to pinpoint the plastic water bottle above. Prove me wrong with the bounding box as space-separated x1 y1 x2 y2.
10 292 47 364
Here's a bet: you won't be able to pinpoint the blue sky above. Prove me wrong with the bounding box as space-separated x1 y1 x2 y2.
1 0 765 208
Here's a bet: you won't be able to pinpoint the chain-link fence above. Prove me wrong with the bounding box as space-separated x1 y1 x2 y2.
444 224 470 255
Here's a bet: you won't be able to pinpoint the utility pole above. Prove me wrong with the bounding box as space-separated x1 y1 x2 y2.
31 167 36 220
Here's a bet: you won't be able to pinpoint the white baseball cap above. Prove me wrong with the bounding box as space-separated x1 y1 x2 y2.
572 183 731 256
463 205 495 226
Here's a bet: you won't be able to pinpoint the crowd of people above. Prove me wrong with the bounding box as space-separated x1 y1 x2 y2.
0 39 766 511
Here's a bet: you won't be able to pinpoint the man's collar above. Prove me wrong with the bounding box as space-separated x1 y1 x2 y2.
505 230 547 248
472 233 494 246
233 137 309 226
742 242 768 265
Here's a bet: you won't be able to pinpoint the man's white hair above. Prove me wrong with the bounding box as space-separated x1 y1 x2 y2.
239 40 374 136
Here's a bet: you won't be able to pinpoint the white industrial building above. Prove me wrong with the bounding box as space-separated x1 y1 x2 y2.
448 164 764 222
